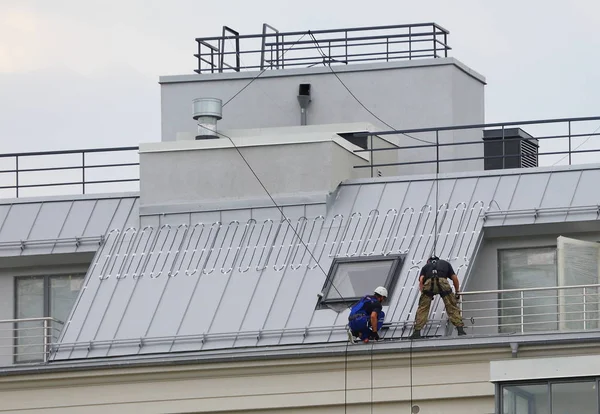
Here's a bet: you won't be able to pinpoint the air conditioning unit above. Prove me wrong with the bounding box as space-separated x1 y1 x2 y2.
483 128 539 170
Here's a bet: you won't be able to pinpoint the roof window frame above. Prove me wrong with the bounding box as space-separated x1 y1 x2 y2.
318 254 405 309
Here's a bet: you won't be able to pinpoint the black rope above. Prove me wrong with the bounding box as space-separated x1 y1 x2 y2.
433 132 440 257
222 33 308 108
370 341 375 414
215 124 356 414
344 340 349 414
409 338 414 413
214 129 347 302
307 31 434 145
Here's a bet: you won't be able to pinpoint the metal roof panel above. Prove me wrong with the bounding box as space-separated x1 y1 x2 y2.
0 202 41 242
52 166 600 361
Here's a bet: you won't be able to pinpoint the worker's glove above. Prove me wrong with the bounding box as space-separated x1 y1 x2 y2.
371 331 380 341
455 292 460 301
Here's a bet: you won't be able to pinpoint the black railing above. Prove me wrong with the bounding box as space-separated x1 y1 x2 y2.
195 23 450 74
352 116 600 177
0 147 139 199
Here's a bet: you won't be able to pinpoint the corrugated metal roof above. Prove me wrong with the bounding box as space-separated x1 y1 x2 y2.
0 194 139 257
52 165 600 360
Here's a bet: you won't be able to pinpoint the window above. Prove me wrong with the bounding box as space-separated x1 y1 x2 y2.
499 239 600 334
15 274 84 362
500 379 599 414
318 255 404 309
499 247 558 333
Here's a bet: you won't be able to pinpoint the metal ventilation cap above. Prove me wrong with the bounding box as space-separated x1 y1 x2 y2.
192 98 223 140
192 98 223 120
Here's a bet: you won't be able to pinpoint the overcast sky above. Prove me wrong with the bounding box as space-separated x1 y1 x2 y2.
1 0 599 162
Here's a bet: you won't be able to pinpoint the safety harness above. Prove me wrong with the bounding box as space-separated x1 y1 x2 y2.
348 295 379 320
422 259 451 298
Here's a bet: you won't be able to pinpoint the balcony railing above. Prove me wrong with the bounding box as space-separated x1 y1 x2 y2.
0 146 139 199
0 317 64 365
194 23 450 74
461 284 600 335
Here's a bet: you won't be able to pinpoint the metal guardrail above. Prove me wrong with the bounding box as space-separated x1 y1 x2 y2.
194 23 450 74
0 317 63 365
461 284 600 334
45 284 600 356
0 146 139 199
353 116 600 177
1 285 598 366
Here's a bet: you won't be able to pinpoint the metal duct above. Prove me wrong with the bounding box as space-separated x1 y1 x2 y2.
192 98 223 139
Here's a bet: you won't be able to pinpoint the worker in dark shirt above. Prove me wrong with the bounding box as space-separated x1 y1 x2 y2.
409 255 466 339
347 286 387 343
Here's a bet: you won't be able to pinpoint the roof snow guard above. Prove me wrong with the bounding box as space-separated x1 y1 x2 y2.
52 165 600 361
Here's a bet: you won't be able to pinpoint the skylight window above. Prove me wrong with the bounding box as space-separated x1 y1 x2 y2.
319 255 404 309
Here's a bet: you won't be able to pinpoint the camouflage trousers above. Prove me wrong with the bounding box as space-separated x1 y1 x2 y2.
414 277 464 330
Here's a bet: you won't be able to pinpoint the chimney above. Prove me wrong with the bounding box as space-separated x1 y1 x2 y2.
193 98 223 139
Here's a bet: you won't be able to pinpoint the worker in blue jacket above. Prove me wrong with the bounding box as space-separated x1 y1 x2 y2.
347 286 387 343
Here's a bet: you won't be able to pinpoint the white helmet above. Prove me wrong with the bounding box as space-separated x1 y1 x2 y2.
374 286 388 298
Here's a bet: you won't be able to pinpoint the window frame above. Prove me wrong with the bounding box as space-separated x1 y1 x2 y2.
14 274 85 322
498 377 600 414
318 254 405 309
13 273 85 363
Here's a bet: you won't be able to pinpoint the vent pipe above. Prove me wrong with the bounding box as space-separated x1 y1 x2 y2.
297 84 311 126
192 98 223 139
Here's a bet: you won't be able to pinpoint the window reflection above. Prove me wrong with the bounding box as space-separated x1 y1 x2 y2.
499 248 558 333
551 382 598 414
502 384 549 414
501 380 600 414
15 274 84 362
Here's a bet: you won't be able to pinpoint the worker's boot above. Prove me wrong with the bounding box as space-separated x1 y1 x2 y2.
408 329 422 339
457 326 467 336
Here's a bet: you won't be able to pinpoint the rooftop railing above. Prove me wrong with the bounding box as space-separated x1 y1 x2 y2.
353 115 600 177
2 116 600 200
0 146 139 199
194 23 451 74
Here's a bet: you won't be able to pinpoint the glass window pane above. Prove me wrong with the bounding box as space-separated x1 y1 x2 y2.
325 260 393 301
558 237 600 330
551 381 598 414
50 274 84 341
15 276 45 363
499 248 558 333
502 384 549 414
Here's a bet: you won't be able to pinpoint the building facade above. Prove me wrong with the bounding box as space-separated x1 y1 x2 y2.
0 23 599 414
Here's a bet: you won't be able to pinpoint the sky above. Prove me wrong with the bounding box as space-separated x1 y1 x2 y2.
1 0 600 163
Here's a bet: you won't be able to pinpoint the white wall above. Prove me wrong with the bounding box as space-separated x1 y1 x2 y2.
1 341 599 413
159 59 486 176
139 139 370 209
0 346 501 413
